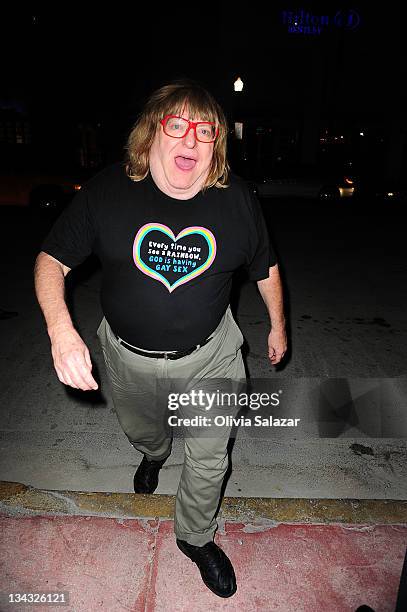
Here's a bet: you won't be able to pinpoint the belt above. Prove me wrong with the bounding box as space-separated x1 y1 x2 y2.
114 334 212 360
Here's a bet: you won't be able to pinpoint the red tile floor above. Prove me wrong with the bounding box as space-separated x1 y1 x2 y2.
1 515 406 611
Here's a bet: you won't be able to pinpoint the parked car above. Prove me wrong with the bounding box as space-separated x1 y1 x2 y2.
29 181 82 212
352 176 407 203
0 168 96 212
253 163 355 200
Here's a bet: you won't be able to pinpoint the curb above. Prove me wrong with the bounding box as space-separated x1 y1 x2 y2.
1 481 406 524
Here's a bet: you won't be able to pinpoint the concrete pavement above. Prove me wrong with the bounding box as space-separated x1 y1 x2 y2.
0 203 406 496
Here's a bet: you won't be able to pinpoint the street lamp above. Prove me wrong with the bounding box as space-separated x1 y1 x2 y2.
234 77 244 92
233 77 244 140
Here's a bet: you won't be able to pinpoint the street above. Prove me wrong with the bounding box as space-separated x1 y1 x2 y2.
0 198 406 498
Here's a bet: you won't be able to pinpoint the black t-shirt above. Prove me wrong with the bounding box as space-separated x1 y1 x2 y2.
42 163 276 350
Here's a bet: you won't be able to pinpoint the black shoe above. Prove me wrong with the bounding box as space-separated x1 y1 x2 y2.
133 456 167 493
176 538 237 598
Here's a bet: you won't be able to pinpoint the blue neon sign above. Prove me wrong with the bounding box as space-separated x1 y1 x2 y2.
281 9 361 35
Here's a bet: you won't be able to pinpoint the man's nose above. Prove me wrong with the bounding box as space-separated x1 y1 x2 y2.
183 126 197 147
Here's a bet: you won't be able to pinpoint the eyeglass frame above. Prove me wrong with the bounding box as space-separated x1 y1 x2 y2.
160 115 219 143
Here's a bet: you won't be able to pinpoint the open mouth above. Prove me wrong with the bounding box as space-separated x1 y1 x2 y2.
175 156 197 171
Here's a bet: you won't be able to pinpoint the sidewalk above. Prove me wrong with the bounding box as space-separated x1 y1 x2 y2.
1 482 407 612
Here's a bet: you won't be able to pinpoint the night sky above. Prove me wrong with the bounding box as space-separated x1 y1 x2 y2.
1 5 405 163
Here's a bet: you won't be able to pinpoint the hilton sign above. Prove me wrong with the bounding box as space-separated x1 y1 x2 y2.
281 9 361 35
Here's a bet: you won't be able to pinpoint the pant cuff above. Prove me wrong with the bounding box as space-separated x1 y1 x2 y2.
144 452 171 461
175 527 217 547
143 449 172 462
130 443 172 463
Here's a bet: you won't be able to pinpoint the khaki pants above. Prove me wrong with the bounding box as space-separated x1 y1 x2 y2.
97 307 246 546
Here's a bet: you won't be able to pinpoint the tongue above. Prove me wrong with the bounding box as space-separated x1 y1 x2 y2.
175 156 196 170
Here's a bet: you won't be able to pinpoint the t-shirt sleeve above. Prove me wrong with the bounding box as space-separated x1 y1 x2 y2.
245 189 277 281
40 186 97 268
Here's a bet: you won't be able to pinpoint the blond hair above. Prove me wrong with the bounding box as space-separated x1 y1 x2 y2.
125 80 229 190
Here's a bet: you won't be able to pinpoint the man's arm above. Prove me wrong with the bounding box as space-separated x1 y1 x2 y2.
257 264 287 365
34 251 98 391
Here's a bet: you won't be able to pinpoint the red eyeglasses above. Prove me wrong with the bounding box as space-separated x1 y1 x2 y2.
160 115 219 143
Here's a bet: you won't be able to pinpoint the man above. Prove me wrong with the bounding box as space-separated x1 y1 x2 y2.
34 80 287 598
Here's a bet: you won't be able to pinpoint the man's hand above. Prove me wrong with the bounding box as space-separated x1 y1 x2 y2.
267 326 287 365
257 265 287 366
49 325 98 391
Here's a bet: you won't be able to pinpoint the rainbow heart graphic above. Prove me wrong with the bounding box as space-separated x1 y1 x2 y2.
133 223 217 292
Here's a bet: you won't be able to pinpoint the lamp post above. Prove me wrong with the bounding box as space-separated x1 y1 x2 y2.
232 76 247 175
233 77 244 140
